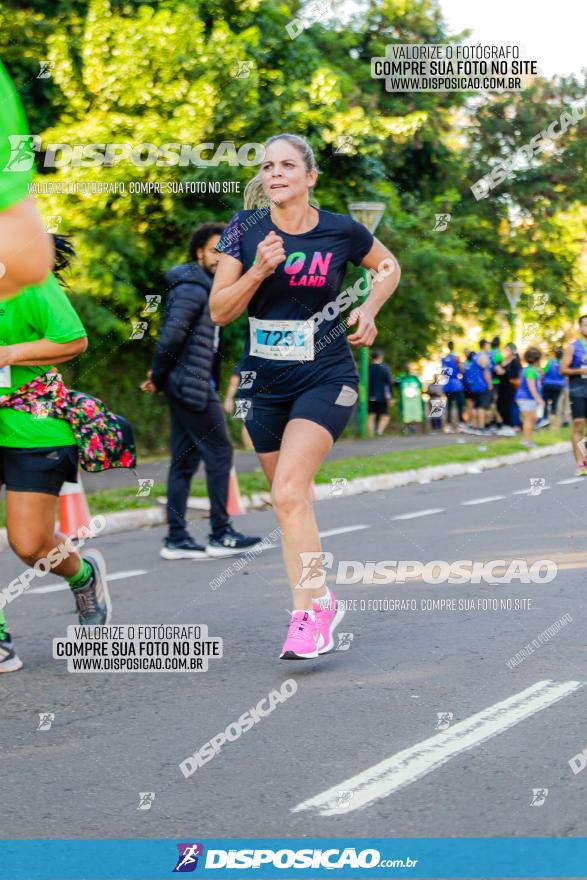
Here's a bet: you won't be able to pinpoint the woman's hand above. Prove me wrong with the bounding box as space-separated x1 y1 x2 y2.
253 231 286 279
0 345 15 369
140 370 158 394
347 306 378 347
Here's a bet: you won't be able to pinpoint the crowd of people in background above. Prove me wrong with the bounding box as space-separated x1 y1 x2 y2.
433 336 568 444
428 318 587 476
366 339 568 447
366 321 587 479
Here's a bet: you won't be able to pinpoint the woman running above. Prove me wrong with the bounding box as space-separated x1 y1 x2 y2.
210 133 400 659
0 238 111 673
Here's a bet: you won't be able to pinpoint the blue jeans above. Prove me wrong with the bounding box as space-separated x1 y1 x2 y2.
166 390 232 540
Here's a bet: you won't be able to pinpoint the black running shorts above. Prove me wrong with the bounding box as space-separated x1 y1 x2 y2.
0 445 78 495
570 396 587 420
471 390 492 409
241 382 359 453
368 399 389 416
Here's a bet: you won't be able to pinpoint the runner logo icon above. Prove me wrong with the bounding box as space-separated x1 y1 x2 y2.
530 788 549 806
433 213 451 231
37 712 55 731
436 712 453 730
37 61 55 79
335 632 354 651
239 370 256 390
137 792 155 811
234 399 252 420
4 135 42 172
297 551 334 590
173 843 204 872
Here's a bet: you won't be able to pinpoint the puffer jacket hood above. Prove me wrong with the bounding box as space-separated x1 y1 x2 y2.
150 262 217 410
164 261 211 293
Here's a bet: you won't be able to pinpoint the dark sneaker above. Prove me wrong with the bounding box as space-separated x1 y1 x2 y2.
160 536 208 560
0 634 23 673
73 549 112 626
206 525 262 558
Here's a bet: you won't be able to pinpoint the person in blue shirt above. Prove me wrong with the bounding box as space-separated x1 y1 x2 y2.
541 347 565 429
440 341 464 431
561 316 587 474
463 340 492 432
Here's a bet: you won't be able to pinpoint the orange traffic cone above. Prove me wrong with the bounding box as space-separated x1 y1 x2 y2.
227 467 245 516
59 480 91 538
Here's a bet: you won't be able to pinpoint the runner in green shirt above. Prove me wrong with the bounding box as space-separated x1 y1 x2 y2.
0 60 111 673
0 59 54 295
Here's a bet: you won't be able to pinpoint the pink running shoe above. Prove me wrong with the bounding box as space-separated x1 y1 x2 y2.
280 611 320 660
312 591 346 654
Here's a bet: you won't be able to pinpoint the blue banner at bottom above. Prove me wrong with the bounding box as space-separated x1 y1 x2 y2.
2 838 587 879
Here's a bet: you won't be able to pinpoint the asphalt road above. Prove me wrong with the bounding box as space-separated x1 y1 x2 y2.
81 430 503 493
1 449 585 842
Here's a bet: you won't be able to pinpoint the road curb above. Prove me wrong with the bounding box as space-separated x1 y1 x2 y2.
0 441 571 550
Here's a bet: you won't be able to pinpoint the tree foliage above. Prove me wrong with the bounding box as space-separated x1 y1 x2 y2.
1 0 584 447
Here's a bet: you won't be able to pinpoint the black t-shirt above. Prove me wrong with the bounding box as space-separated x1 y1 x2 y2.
499 356 521 394
369 363 393 401
215 208 373 397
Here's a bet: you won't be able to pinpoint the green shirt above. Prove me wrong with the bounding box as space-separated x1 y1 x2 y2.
0 274 87 447
0 59 33 210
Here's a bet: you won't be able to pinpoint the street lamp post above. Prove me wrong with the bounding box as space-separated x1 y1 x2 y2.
502 281 524 348
347 201 386 438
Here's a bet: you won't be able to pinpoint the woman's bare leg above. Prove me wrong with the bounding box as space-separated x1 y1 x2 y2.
6 490 81 577
267 419 332 611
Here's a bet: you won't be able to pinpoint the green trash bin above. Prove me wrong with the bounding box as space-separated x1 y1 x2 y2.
398 375 424 431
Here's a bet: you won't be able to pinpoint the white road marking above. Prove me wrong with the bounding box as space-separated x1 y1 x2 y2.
557 477 586 485
291 680 582 817
318 525 369 538
27 570 147 595
512 487 551 496
461 495 506 506
392 508 445 520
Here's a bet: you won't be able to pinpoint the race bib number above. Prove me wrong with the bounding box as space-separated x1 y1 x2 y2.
249 318 314 362
0 366 11 388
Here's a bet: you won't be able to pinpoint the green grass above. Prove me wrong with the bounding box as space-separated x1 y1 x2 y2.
0 428 570 527
315 427 569 483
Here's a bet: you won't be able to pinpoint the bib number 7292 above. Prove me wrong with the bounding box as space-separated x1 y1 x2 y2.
256 328 305 347
249 318 314 361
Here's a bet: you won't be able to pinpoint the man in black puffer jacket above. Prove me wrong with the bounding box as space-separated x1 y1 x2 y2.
142 223 260 560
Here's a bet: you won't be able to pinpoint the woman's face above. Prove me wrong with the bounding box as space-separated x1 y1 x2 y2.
260 139 317 206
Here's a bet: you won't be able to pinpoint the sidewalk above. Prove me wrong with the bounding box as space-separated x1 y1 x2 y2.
81 430 501 494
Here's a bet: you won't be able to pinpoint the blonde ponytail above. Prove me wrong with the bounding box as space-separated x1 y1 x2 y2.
244 174 270 210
